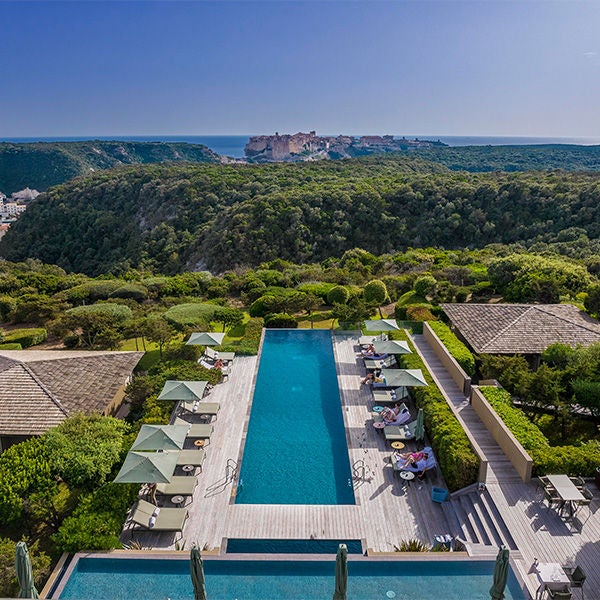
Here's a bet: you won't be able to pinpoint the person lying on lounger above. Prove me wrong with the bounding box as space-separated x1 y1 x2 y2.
362 369 383 384
362 344 376 356
396 450 428 469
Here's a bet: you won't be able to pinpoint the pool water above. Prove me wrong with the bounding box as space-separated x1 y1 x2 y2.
59 557 526 600
226 538 363 554
236 329 354 504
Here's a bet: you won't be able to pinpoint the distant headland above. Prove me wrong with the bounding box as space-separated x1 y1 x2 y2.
244 131 447 162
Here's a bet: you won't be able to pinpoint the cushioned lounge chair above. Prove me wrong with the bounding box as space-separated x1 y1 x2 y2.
364 356 397 370
374 403 410 427
397 446 437 474
175 418 213 439
131 499 188 533
180 401 220 418
156 476 197 497
204 346 236 362
385 420 417 443
177 448 206 468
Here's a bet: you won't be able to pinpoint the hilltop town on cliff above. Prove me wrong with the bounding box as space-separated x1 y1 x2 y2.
244 131 446 162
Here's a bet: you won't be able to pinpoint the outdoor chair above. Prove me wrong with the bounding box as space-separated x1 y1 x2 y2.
204 346 236 362
543 486 563 512
569 476 586 490
175 418 213 440
385 420 418 444
400 446 438 476
130 499 188 533
547 589 572 600
374 403 410 427
563 565 586 600
155 475 197 498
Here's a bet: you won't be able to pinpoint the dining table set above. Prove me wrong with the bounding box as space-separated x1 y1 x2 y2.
542 474 590 521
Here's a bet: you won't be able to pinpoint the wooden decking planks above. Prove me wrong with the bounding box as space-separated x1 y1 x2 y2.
126 332 454 553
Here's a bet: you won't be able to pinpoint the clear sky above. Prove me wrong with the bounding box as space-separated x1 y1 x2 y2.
1 0 599 137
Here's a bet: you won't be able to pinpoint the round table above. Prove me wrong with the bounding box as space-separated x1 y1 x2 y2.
373 421 385 430
391 441 405 450
372 405 384 413
399 471 415 487
194 439 205 447
170 495 185 506
182 465 195 474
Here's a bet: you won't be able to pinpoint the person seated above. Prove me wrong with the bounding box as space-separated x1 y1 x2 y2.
381 404 401 423
362 367 385 384
361 344 376 356
214 358 225 369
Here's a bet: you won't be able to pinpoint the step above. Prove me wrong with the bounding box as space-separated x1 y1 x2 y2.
478 490 518 550
469 492 503 548
455 495 481 544
462 493 492 546
441 500 464 539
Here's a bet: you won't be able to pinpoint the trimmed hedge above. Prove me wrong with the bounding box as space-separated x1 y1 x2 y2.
480 386 600 476
218 317 264 355
0 343 22 350
66 303 132 322
393 332 479 491
162 302 218 329
428 321 476 376
3 327 47 348
264 313 298 328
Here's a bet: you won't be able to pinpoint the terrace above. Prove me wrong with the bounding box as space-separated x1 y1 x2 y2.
120 330 600 600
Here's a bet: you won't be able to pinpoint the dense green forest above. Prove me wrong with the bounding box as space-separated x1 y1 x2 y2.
411 144 600 173
3 154 600 275
0 141 219 194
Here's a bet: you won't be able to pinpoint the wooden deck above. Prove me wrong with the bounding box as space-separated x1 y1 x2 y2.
123 332 455 554
122 330 600 600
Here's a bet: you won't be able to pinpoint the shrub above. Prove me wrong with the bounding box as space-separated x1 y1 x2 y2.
413 275 437 297
3 327 47 348
327 285 350 306
66 303 132 322
480 386 600 476
394 539 430 552
428 321 476 376
0 343 22 350
405 304 437 322
0 538 51 598
162 303 218 330
297 282 335 301
265 313 298 328
53 482 138 553
58 280 123 304
397 333 479 491
248 295 278 318
110 283 148 301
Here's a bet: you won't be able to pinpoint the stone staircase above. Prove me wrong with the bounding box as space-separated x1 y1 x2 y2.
441 486 518 550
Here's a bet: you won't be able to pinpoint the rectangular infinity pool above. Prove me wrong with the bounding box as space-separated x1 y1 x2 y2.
236 329 354 504
58 557 526 600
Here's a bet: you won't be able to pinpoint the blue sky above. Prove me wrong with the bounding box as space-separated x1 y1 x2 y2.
1 1 599 137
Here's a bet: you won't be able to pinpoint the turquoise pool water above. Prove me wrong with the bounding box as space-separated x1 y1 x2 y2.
226 538 363 554
59 557 526 600
236 329 354 504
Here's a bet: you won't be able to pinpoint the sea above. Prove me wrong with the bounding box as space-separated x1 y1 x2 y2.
1 135 600 159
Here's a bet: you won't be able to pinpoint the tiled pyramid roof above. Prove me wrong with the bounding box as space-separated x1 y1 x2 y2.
0 350 143 436
440 303 600 354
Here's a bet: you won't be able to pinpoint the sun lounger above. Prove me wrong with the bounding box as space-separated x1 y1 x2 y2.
204 347 236 362
156 476 197 497
374 403 410 427
180 401 220 418
384 420 417 443
177 449 206 468
199 359 231 379
175 418 213 439
364 356 396 370
359 334 387 346
372 389 400 403
398 446 438 474
130 499 188 532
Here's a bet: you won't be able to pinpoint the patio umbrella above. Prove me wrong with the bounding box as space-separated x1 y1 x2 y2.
489 546 510 600
130 425 189 452
186 332 225 346
363 319 400 332
190 544 207 600
414 408 425 442
15 541 39 599
373 340 411 355
333 543 348 600
157 380 208 402
113 450 178 484
379 369 427 388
